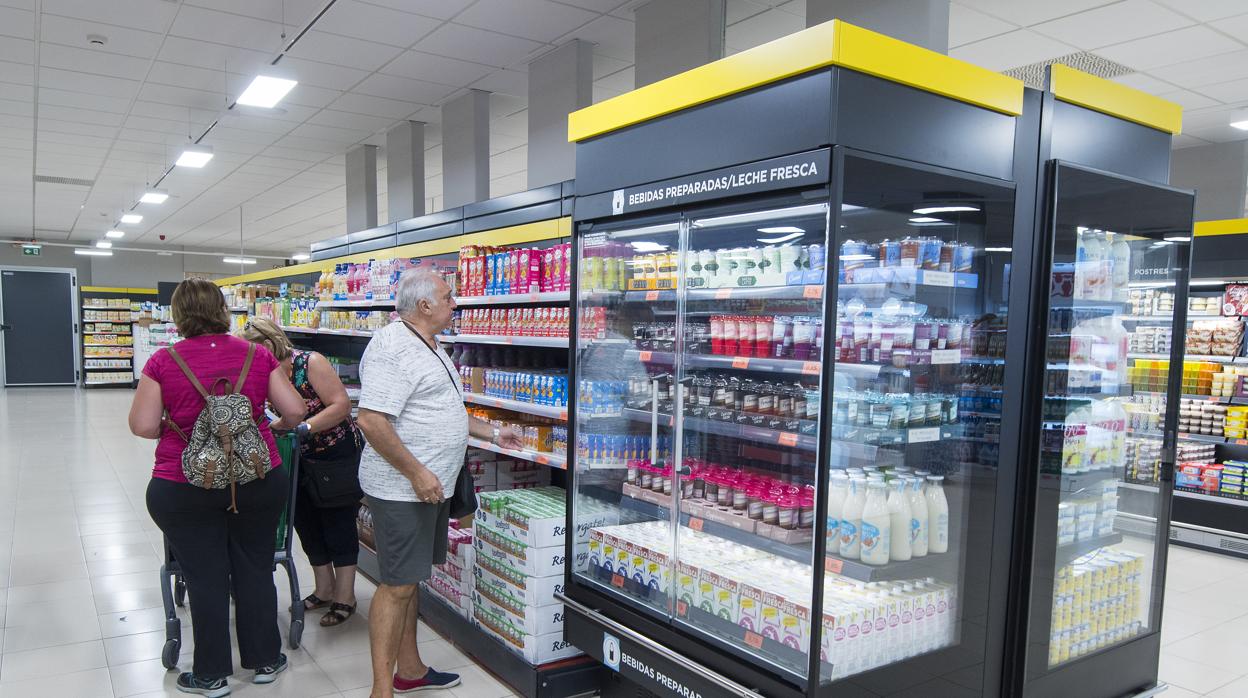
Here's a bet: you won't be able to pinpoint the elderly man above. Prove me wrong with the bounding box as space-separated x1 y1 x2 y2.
356 269 522 696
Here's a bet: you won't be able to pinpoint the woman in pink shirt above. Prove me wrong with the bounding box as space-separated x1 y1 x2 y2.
129 278 306 697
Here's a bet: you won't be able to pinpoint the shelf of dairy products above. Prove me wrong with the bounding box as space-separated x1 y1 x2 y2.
1043 469 1121 495
440 334 569 348
466 437 565 469
1054 533 1125 569
463 393 567 420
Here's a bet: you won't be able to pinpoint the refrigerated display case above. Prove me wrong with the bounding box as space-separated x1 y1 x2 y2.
561 19 1043 698
1007 67 1192 697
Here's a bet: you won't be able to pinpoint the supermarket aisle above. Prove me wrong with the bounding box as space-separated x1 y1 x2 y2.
0 388 516 698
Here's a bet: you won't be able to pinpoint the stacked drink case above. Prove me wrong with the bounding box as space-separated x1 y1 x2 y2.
838 236 975 282
458 243 572 297
1048 549 1145 667
583 521 956 678
579 241 830 292
426 523 475 617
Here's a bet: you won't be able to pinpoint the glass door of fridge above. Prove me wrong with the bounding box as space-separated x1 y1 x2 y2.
1025 163 1192 682
572 217 683 624
821 153 1017 690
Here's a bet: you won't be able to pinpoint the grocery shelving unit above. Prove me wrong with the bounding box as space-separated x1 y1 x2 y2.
78 287 156 388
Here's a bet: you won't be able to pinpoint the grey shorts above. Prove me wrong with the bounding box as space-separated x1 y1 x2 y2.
365 496 449 587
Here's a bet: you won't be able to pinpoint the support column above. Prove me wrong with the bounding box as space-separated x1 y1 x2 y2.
441 90 490 208
634 0 725 88
1171 142 1248 221
345 144 378 232
527 40 592 188
386 121 425 221
806 0 950 54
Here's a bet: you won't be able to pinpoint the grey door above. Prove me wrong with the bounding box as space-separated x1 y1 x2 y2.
0 268 78 386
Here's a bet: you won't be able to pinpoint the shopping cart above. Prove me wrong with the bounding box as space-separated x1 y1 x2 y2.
159 432 306 669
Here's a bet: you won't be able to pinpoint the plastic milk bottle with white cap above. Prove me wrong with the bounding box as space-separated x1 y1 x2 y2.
926 475 950 554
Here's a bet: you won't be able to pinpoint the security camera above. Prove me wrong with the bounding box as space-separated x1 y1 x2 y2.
159 234 166 241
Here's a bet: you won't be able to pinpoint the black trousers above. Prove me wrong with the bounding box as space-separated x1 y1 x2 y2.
293 486 360 568
147 470 288 680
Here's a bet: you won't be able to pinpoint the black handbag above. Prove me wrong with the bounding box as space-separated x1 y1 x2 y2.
301 431 365 508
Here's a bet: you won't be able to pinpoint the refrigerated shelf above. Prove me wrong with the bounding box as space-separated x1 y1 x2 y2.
456 291 570 306
440 334 569 348
280 326 375 337
624 349 822 376
1054 532 1125 569
466 437 566 469
463 393 567 420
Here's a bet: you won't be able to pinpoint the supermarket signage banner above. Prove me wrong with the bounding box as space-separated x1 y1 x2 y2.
590 148 831 218
570 616 726 698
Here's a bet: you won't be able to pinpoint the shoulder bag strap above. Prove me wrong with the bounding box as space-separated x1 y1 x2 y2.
233 343 256 394
165 346 210 398
402 321 461 393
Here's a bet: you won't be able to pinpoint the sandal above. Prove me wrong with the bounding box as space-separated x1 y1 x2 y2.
320 602 356 627
303 593 330 610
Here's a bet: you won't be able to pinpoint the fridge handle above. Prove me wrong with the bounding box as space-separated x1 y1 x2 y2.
650 376 661 468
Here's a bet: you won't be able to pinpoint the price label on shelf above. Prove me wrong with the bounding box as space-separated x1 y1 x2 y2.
802 361 820 375
559 409 568 420
536 454 550 465
1236 439 1248 446
909 427 941 443
802 285 823 299
778 432 799 447
744 631 764 649
825 557 843 574
612 574 626 588
638 351 653 362
922 270 955 287
676 600 688 617
715 287 733 299
732 357 750 369
645 291 659 301
689 517 705 532
931 349 962 365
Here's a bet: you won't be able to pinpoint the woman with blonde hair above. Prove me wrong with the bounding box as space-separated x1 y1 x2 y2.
239 317 365 627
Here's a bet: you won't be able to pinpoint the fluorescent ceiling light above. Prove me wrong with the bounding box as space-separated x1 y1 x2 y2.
1191 279 1228 286
694 203 827 229
1153 241 1173 246
95 240 112 249
105 229 125 238
758 232 805 244
630 241 668 252
985 247 1012 253
236 75 298 109
139 190 168 204
120 214 142 224
75 248 112 256
913 206 980 215
291 252 310 261
840 204 864 212
1232 120 1248 131
176 145 213 168
909 217 943 223
21 243 40 250
223 257 257 265
1164 236 1192 242
758 226 804 234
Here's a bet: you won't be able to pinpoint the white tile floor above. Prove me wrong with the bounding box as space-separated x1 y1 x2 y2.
0 388 516 698
5 387 1248 697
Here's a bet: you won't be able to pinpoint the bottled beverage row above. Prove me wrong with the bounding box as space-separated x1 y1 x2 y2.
580 241 828 292
626 462 817 532
1048 550 1144 667
628 372 820 433
830 389 961 430
462 367 570 407
457 243 572 296
838 236 975 282
454 307 570 338
828 469 950 566
315 258 424 302
834 307 979 367
1057 483 1119 545
1041 398 1127 476
633 316 824 361
577 432 673 468
1062 228 1134 302
448 345 564 370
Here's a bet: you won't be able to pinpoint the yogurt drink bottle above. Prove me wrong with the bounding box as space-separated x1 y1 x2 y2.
889 479 913 561
908 477 929 557
826 472 848 556
926 475 950 553
860 480 891 565
840 476 866 559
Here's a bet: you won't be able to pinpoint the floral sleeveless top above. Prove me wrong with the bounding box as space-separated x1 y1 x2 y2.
291 350 360 455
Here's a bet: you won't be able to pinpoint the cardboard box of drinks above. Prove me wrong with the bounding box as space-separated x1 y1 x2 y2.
472 552 564 610
471 583 565 636
472 603 581 665
473 524 566 578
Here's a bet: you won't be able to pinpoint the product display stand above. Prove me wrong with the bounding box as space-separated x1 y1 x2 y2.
79 286 156 388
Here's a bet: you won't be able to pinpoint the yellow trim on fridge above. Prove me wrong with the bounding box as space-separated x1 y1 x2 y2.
1195 218 1248 237
566 19 1024 142
1048 64 1182 135
214 218 571 286
81 286 158 294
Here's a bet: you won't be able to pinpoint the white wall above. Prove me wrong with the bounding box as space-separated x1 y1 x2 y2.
0 244 292 287
0 244 91 281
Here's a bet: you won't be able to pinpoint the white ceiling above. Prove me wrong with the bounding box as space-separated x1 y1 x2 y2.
0 0 1246 256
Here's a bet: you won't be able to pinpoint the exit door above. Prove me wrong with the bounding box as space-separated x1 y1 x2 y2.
0 268 78 386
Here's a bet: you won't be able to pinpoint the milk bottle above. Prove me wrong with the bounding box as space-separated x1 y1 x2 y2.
860 480 891 565
926 475 950 554
840 476 866 559
908 477 929 557
888 479 913 562
1109 232 1132 302
826 471 849 556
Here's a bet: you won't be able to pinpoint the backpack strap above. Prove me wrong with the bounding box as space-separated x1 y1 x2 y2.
165 346 210 398
234 343 256 394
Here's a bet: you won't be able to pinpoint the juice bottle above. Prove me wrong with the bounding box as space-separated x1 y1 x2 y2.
925 475 949 554
908 477 929 557
860 479 891 565
888 479 912 562
840 476 866 558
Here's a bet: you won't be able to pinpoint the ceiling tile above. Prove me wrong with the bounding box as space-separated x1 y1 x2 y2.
128 100 218 124
949 30 1077 71
39 14 164 60
169 5 285 53
275 57 369 91
727 0 770 26
0 36 32 64
354 72 456 105
1150 48 1248 87
1153 0 1248 21
1110 72 1178 94
137 82 225 111
456 0 599 42
147 62 243 95
725 7 804 51
1031 0 1193 49
949 3 1017 47
413 24 544 68
358 0 474 20
42 0 179 34
1158 88 1222 109
595 66 633 93
563 14 633 61
40 43 152 80
383 50 494 86
41 104 125 126
183 0 323 24
308 109 396 133
592 53 630 80
282 83 343 109
285 30 405 72
1096 25 1243 71
0 58 32 85
329 92 423 119
0 5 32 40
951 0 1119 27
1210 13 1248 43
472 69 528 98
490 109 526 138
489 93 527 118
157 36 270 73
39 67 141 99
318 0 443 48
1193 77 1248 103
559 0 632 11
